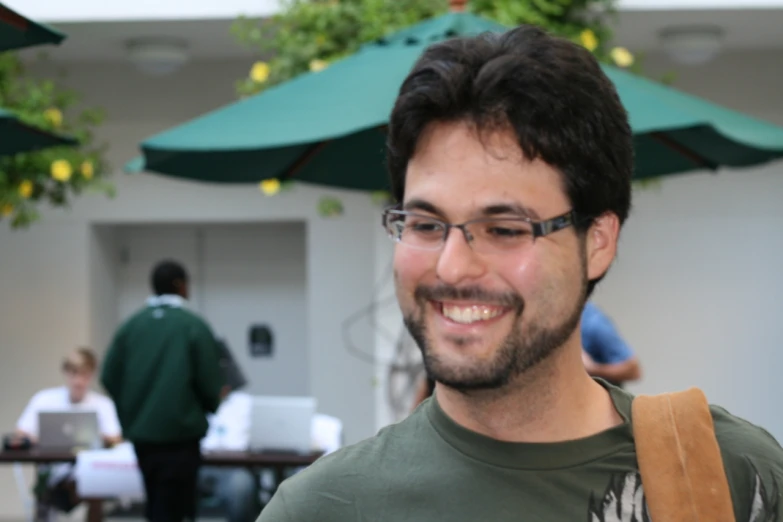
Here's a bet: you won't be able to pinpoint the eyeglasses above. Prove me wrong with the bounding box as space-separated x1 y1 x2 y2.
382 208 579 255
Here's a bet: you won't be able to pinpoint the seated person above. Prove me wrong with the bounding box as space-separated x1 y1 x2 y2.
14 348 122 517
200 389 257 522
580 301 642 387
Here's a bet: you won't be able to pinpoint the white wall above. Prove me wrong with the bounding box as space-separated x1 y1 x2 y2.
89 225 119 364
200 222 309 396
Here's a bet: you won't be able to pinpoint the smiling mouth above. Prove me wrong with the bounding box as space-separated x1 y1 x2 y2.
436 301 509 324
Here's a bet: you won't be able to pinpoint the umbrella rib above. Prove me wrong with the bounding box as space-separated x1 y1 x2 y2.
280 140 331 180
650 131 719 171
0 6 29 30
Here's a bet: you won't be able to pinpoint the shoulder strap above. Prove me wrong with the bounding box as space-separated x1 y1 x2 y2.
632 387 736 522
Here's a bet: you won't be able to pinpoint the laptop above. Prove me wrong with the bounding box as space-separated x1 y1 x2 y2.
38 411 101 451
249 396 316 454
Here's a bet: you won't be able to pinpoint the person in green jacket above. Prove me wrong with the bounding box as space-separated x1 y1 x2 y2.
102 260 224 522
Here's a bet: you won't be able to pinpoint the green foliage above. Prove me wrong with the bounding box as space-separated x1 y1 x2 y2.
232 0 447 97
0 52 111 228
317 195 345 217
470 0 613 57
232 0 623 98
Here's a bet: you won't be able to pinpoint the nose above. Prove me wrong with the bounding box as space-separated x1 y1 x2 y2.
435 226 487 285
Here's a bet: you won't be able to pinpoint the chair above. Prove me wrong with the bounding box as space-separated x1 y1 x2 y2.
13 463 34 522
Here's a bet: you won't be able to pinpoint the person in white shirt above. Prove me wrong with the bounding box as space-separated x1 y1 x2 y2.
16 348 122 445
14 348 122 518
199 390 257 522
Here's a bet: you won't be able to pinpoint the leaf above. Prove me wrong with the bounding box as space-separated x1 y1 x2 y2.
317 196 345 218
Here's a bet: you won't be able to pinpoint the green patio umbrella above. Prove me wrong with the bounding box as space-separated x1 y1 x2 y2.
0 108 77 156
127 10 783 189
0 2 65 52
0 3 76 157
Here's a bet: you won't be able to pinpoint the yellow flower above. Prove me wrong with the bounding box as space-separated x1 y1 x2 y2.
259 179 281 196
44 108 63 128
611 47 635 68
1 204 14 217
250 61 270 83
81 161 95 180
18 180 34 199
51 159 73 182
309 59 329 73
580 29 599 52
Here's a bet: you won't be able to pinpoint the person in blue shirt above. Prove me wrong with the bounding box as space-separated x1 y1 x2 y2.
580 301 642 387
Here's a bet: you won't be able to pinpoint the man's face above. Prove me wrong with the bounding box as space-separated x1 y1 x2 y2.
394 121 611 392
65 367 93 403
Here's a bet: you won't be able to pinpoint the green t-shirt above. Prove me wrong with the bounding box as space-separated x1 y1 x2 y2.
258 383 783 521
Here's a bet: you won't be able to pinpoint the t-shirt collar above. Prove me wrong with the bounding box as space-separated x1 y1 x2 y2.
425 379 635 470
146 294 186 308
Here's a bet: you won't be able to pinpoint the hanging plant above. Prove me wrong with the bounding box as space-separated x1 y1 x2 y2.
0 52 111 228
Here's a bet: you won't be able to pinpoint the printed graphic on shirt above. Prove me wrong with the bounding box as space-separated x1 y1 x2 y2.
748 462 779 522
589 464 780 522
588 472 650 522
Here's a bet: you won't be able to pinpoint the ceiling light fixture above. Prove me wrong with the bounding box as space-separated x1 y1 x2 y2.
658 25 724 66
126 37 190 76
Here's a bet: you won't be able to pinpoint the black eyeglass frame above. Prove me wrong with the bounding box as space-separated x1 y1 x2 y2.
381 208 581 248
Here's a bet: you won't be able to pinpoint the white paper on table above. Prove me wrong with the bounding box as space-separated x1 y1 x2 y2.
74 442 145 501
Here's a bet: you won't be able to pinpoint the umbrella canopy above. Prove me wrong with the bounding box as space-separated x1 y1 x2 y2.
128 12 783 189
607 67 783 180
0 108 77 156
0 2 65 52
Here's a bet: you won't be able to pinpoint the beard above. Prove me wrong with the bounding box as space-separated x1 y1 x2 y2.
403 260 588 393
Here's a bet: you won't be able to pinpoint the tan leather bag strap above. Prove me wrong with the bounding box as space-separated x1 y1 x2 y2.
632 387 735 522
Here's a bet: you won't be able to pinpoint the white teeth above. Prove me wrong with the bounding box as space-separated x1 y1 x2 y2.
442 304 504 324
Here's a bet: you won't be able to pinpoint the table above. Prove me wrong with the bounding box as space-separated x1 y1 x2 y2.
0 448 323 467
0 448 323 521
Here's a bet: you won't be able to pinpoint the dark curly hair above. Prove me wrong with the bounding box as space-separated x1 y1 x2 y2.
150 260 188 296
387 24 634 230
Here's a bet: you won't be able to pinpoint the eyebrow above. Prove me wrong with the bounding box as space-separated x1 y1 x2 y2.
402 199 445 217
481 203 541 220
402 199 542 221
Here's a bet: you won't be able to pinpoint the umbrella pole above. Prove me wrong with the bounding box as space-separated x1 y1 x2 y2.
280 140 331 180
650 132 718 171
279 125 387 182
449 0 468 12
0 6 29 31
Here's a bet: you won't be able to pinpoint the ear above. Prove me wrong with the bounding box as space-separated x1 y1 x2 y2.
585 212 620 281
